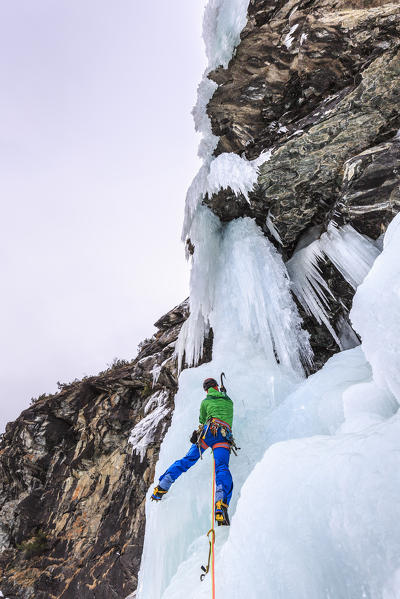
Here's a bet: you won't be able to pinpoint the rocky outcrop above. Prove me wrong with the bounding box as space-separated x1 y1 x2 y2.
208 0 400 161
204 0 400 367
0 301 188 599
206 1 400 249
334 139 400 236
257 48 400 249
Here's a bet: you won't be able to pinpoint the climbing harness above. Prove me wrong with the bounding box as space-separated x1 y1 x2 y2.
209 418 241 457
200 453 216 599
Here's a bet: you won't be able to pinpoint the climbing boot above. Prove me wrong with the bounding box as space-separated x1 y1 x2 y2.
151 485 168 501
215 500 230 526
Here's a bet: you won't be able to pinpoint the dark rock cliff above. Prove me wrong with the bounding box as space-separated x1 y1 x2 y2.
0 302 188 599
1 1 399 597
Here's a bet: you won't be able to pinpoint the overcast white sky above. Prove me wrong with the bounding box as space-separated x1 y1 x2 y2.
0 0 208 432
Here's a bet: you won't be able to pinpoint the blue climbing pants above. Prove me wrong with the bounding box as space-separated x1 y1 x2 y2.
158 426 233 505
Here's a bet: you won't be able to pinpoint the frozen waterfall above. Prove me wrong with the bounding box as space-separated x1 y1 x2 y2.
138 210 310 598
137 212 400 599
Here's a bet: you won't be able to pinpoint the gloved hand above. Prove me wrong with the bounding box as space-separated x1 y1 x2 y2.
190 425 203 444
190 429 199 444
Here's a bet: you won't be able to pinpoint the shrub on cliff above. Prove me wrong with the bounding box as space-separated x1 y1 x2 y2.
17 530 48 559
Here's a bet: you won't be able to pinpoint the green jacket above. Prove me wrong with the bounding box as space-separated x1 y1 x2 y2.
199 387 233 428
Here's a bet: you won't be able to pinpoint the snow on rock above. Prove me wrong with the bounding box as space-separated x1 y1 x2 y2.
182 150 272 241
300 32 308 45
283 23 299 49
351 212 400 401
191 77 219 161
207 152 259 200
129 391 170 461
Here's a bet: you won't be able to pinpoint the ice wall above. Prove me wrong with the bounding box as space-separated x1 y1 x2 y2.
138 213 310 598
138 213 400 598
351 213 400 401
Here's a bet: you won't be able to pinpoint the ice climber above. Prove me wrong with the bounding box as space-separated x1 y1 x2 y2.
151 377 234 526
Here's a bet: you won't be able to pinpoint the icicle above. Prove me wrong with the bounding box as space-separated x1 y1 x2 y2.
287 223 380 343
178 212 312 375
213 218 313 374
176 207 222 371
182 150 273 242
320 223 380 290
182 164 210 244
266 211 282 245
286 241 340 346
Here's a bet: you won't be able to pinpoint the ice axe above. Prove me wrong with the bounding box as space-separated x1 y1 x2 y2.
220 372 226 393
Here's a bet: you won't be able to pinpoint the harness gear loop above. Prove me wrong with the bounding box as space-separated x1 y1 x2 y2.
196 421 211 459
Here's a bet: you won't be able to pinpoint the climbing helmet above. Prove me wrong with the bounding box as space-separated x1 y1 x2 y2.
203 377 218 391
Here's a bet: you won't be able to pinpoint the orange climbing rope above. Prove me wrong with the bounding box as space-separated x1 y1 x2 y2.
200 452 216 599
211 454 216 598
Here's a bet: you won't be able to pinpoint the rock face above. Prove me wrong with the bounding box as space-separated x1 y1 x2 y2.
204 0 400 367
0 302 188 599
209 0 400 162
207 0 400 250
334 139 400 237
